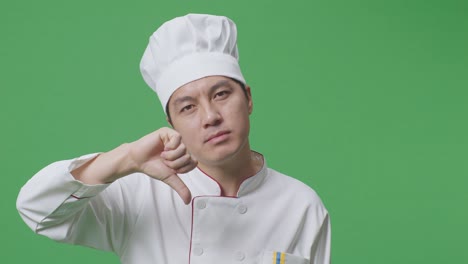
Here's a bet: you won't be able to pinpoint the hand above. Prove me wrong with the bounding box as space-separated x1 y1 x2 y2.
129 127 197 204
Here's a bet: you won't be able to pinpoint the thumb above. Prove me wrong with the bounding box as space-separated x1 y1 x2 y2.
162 173 192 205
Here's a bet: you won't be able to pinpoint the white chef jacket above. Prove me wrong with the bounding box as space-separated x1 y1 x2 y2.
17 153 331 264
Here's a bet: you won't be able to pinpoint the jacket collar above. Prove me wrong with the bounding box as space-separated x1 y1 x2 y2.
184 153 268 198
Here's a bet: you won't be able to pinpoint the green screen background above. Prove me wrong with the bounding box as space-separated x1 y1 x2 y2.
2 0 467 263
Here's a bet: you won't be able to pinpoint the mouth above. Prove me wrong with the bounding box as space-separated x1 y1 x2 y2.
205 130 230 143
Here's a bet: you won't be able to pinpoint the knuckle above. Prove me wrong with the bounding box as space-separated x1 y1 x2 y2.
179 144 186 152
160 127 170 135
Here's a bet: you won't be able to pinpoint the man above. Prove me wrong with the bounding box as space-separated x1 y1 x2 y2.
17 14 331 264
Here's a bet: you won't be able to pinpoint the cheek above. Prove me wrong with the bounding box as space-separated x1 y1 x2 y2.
179 131 198 156
173 120 200 147
230 103 251 123
172 115 197 132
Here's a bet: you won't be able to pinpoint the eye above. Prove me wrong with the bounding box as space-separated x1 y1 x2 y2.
180 104 195 113
214 90 230 100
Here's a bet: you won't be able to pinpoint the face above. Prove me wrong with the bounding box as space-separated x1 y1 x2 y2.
167 76 253 166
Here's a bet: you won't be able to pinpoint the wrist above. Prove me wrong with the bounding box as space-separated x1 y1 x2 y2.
72 143 136 184
104 143 137 182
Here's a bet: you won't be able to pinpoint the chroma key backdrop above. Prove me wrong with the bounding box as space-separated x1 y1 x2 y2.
1 0 467 263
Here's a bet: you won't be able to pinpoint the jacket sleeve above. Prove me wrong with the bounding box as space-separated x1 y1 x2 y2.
16 153 135 254
310 213 331 264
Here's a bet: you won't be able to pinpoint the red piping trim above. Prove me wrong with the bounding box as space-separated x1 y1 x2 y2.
188 198 194 264
188 194 240 263
196 166 224 196
188 151 265 263
70 194 90 200
196 151 265 197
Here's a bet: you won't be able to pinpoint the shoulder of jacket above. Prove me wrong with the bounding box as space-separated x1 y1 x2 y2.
266 167 326 209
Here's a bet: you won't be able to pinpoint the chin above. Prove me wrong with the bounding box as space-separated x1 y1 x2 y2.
199 139 248 166
200 149 236 166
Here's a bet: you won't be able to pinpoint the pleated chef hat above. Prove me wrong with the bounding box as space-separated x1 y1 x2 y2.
140 14 246 113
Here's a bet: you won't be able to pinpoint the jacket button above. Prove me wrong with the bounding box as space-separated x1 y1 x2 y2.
234 251 245 261
193 247 204 256
197 200 206 209
237 204 248 214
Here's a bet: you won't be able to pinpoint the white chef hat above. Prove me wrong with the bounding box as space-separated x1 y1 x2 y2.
140 13 246 113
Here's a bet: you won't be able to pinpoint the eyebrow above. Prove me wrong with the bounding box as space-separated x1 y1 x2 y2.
172 95 194 107
172 79 233 107
208 79 232 94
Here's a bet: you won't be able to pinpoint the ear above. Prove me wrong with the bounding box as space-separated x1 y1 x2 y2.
245 85 253 114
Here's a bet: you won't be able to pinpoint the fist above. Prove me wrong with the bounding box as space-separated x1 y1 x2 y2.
129 127 197 204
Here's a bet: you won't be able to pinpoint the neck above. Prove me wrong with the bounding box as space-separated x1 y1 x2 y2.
197 143 263 196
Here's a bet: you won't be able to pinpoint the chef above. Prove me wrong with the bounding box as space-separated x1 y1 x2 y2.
17 14 331 264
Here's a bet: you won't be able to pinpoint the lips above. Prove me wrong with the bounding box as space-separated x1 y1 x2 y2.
205 130 230 143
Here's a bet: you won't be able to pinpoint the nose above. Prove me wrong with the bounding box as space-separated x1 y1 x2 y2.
201 104 222 128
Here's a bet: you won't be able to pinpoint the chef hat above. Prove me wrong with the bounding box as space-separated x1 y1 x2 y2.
140 13 246 113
